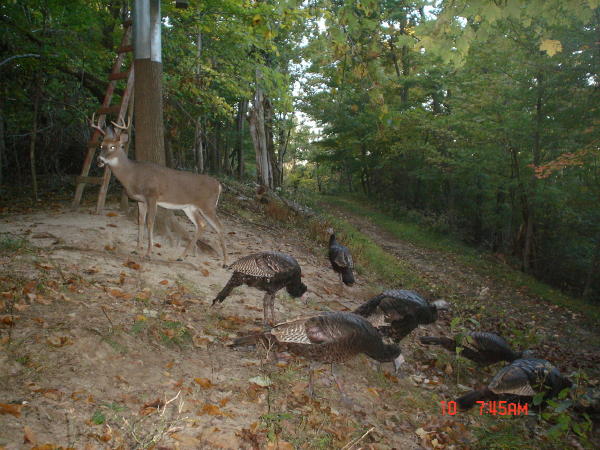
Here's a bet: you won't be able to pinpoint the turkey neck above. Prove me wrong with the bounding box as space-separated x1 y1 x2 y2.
329 234 337 246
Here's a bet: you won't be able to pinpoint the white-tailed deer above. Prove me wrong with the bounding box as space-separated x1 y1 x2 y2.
91 115 227 265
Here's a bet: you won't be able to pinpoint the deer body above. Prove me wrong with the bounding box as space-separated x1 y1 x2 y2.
94 117 227 265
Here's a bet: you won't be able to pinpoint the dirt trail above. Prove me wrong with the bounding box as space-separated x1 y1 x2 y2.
0 201 423 449
329 203 600 377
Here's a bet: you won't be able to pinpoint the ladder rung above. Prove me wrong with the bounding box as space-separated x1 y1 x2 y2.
76 176 103 186
108 70 130 80
117 45 133 53
96 105 121 115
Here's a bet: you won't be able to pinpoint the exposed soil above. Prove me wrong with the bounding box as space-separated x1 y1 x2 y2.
1 194 598 449
0 198 428 449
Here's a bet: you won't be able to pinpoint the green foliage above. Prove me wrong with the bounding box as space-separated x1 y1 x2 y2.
0 234 30 253
322 196 600 321
91 410 106 425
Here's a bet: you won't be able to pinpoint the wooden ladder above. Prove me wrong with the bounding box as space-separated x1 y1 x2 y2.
72 19 135 213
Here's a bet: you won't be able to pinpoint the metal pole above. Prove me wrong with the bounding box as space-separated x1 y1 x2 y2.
133 0 161 63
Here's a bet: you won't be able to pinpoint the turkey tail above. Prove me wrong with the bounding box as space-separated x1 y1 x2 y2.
229 333 265 347
341 267 355 286
419 336 456 351
456 388 495 410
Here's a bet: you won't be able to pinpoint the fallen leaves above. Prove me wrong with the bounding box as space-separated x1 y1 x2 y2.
249 376 272 387
198 403 233 417
108 289 133 300
123 260 141 270
0 402 22 417
24 425 37 445
194 378 213 389
170 432 200 446
415 419 471 449
47 335 74 347
266 440 294 450
1 315 17 326
139 398 164 416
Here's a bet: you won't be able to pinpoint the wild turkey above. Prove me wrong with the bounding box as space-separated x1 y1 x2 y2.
354 289 450 342
230 311 403 402
419 332 533 366
456 358 572 410
327 228 354 286
212 251 307 325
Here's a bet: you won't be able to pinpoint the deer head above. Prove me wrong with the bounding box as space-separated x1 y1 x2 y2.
90 114 129 168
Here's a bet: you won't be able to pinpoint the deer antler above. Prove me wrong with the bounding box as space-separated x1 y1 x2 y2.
111 117 131 131
90 113 105 136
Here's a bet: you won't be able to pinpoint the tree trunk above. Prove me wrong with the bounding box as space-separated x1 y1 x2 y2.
29 77 42 201
236 99 247 180
165 135 174 168
278 125 291 186
194 116 204 173
0 98 5 187
134 58 165 164
248 83 273 189
583 233 600 300
523 72 544 272
263 96 279 187
360 143 371 195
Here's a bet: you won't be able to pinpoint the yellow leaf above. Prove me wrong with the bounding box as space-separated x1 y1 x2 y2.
367 387 380 397
200 403 223 416
194 377 213 389
0 402 22 417
539 39 562 57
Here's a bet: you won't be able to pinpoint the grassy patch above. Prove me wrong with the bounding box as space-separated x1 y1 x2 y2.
0 233 31 253
318 213 428 291
319 195 600 321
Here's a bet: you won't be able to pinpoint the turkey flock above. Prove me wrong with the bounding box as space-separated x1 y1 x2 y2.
211 227 577 413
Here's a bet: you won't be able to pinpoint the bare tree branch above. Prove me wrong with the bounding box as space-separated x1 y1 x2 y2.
0 53 40 68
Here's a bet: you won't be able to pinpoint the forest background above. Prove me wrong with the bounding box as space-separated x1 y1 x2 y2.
1 0 600 302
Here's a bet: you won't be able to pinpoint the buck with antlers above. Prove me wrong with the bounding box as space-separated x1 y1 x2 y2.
91 115 228 265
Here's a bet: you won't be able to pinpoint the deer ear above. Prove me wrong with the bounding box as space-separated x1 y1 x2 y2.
120 133 129 143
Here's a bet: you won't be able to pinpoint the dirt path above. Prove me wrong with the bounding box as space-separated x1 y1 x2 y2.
328 202 600 378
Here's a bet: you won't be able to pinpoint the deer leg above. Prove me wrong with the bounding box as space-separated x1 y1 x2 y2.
180 207 204 260
197 209 228 267
136 202 147 251
145 198 158 258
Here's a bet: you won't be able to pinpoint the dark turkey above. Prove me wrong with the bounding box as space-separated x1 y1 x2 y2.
456 358 572 410
419 332 532 366
327 228 354 286
354 289 450 342
231 311 403 401
212 251 307 324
